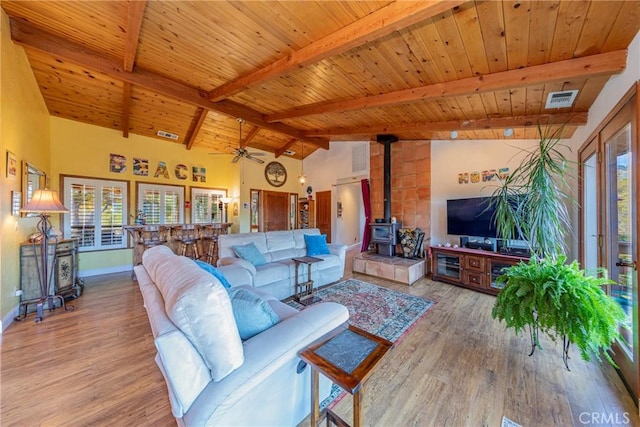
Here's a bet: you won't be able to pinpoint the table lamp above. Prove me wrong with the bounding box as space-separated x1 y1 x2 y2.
17 189 74 322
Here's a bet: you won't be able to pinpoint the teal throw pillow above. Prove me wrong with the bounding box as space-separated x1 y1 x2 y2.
232 242 267 266
304 234 331 256
228 288 280 340
194 260 231 289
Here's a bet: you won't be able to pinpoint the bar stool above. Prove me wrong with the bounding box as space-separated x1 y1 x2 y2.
174 224 200 259
138 225 168 259
200 224 224 265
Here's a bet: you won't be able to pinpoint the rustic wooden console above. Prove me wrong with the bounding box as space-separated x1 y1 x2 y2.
430 246 528 295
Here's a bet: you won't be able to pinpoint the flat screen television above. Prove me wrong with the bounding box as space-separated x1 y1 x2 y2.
446 196 498 238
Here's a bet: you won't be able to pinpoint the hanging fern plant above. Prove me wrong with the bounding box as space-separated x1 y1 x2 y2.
492 256 624 367
490 124 627 369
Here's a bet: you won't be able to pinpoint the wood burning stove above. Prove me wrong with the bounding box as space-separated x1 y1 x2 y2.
369 221 402 256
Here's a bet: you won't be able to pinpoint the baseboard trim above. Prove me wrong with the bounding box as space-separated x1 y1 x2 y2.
80 264 132 278
347 242 362 251
1 305 20 333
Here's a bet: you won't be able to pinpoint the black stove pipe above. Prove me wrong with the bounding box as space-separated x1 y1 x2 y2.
377 134 398 222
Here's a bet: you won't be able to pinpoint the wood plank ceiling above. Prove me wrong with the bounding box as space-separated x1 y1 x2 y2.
2 1 639 159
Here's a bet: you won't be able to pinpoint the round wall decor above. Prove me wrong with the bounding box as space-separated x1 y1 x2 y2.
264 161 287 187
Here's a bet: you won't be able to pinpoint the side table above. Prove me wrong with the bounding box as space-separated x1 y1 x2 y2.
298 324 393 427
292 256 323 305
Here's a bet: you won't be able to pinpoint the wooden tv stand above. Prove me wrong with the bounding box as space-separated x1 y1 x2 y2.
430 246 528 295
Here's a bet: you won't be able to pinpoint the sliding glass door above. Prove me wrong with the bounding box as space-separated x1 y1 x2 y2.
580 89 638 402
579 137 599 274
603 98 638 399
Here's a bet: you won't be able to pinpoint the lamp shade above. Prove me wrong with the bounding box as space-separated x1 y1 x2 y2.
21 189 68 213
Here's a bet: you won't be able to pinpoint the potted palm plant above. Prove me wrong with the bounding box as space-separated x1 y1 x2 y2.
490 125 625 369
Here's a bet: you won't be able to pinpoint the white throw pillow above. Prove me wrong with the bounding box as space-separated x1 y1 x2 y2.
167 280 244 381
143 246 244 381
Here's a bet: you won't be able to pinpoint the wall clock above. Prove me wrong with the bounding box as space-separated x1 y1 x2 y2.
264 161 287 187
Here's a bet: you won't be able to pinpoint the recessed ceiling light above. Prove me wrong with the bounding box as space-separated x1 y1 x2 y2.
450 130 458 139
503 128 514 137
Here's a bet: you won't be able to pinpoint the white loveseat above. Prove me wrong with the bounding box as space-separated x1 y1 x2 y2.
217 228 347 300
135 245 349 426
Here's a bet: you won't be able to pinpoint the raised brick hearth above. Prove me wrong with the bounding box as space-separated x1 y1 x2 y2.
353 252 425 285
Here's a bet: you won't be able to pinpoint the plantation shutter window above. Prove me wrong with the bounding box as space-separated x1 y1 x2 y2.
137 183 184 225
191 188 227 224
142 189 161 224
70 183 96 247
165 190 181 224
63 177 128 252
101 186 124 246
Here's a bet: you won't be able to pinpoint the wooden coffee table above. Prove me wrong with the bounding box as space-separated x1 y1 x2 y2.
299 324 393 427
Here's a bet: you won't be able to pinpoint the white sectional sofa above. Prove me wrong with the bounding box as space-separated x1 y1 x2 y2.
135 245 349 426
217 228 347 300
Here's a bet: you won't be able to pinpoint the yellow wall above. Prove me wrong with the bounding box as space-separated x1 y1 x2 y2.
0 10 52 321
49 117 306 269
236 154 307 233
50 117 239 272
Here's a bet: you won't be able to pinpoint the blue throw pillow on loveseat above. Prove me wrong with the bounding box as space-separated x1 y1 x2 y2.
232 242 267 266
304 234 331 256
194 260 232 289
227 288 280 340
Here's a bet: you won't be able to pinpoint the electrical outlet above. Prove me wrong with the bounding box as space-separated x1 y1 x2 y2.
14 289 23 297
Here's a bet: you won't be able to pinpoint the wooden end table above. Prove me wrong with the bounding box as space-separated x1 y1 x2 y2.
292 256 323 305
299 324 394 427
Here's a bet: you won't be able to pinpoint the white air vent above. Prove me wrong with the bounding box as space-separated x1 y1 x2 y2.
284 150 296 156
157 130 179 140
545 90 578 109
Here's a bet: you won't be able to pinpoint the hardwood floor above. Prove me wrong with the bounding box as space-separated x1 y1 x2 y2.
1 248 637 426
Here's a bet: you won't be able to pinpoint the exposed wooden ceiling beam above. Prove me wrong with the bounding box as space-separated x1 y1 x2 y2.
185 108 208 150
121 82 131 138
207 0 466 101
9 18 330 150
275 138 299 158
266 50 627 122
123 0 147 72
303 112 589 137
240 126 260 149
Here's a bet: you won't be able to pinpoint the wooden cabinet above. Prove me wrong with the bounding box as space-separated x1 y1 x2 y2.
432 250 463 285
431 246 527 295
297 199 315 229
20 238 84 310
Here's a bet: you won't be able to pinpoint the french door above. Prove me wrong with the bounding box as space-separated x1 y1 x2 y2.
580 87 639 403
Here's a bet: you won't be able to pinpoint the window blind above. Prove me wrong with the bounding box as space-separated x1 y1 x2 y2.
64 178 127 251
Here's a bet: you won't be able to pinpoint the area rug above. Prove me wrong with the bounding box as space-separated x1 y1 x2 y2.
288 278 436 409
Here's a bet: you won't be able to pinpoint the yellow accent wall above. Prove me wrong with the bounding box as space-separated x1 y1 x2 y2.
235 154 307 233
50 117 239 273
0 10 52 321
49 117 306 269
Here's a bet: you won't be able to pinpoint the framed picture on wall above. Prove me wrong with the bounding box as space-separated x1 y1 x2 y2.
6 151 17 180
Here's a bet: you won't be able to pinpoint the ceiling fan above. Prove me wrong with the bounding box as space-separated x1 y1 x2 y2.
211 118 265 164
